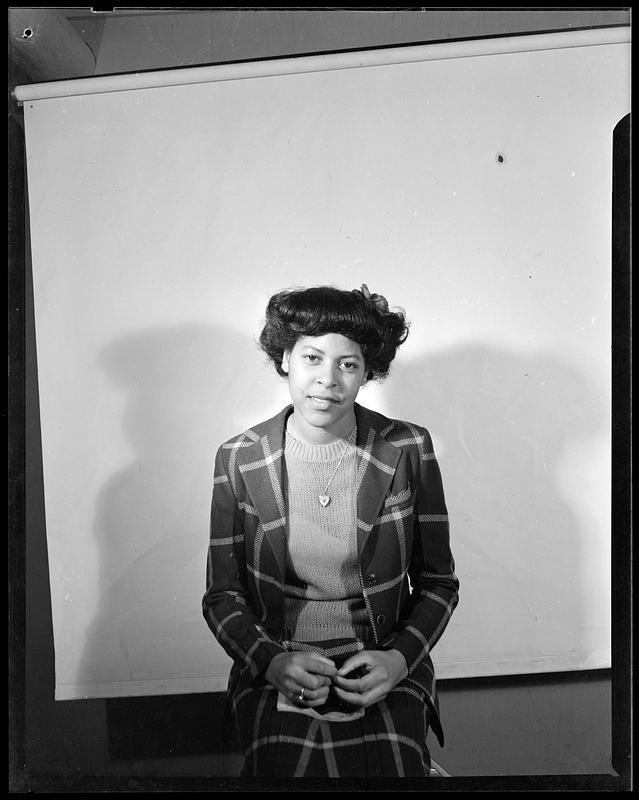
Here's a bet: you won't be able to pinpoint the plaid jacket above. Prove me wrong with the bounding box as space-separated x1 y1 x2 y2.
203 403 459 744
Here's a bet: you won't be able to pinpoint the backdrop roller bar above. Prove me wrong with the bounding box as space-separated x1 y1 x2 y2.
12 26 629 104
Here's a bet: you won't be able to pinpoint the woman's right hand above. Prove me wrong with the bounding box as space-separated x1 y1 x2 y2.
265 652 337 707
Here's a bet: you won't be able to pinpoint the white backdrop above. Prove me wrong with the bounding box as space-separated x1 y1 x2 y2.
18 29 629 699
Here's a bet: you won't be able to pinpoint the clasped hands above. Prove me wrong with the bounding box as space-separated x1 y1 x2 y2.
264 649 408 709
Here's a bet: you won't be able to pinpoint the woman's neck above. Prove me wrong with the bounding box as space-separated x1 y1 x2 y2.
286 410 356 445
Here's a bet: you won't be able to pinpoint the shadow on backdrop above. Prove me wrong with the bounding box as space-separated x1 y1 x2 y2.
78 323 273 759
381 342 608 671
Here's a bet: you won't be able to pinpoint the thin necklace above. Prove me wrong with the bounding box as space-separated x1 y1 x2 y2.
318 427 356 507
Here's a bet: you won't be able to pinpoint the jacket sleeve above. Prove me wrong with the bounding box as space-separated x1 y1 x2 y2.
390 428 459 675
202 443 287 680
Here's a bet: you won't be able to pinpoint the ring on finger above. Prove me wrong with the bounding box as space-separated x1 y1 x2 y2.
296 687 305 703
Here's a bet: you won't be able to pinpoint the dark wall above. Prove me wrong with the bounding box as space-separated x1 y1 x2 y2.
11 8 630 791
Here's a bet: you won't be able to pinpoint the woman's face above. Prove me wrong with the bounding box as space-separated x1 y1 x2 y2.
282 333 366 443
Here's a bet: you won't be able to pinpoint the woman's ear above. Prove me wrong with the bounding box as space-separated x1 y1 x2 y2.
281 350 290 374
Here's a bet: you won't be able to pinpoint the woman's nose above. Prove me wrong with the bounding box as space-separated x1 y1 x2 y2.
317 366 338 386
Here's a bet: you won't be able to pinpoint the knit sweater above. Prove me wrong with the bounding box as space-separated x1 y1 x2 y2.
283 429 370 643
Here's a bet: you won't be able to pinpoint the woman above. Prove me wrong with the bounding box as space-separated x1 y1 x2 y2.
203 285 459 778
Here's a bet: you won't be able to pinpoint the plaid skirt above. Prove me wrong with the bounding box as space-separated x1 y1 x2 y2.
230 640 432 778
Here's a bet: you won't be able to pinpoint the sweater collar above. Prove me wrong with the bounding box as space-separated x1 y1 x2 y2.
236 403 401 545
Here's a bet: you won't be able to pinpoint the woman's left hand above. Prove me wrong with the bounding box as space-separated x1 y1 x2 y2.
332 649 408 708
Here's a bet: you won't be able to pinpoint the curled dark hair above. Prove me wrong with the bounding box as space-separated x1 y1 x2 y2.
259 284 409 381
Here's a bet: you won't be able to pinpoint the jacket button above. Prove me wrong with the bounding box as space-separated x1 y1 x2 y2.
376 614 386 625
366 573 377 584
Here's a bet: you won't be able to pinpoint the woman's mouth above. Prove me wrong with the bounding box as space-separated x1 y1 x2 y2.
308 395 339 410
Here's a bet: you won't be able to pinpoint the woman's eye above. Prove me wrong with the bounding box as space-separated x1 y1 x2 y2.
304 354 319 363
341 361 358 370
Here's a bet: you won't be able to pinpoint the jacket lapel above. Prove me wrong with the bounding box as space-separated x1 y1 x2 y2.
354 404 402 551
235 404 402 582
235 406 291 581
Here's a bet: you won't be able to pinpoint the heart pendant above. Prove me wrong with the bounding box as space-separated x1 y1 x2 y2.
319 495 330 507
